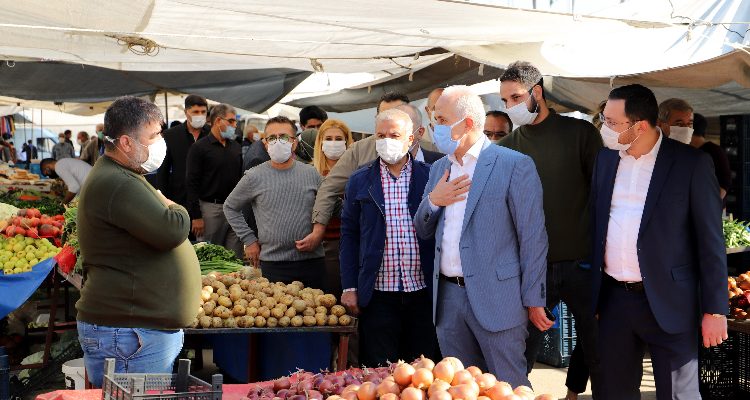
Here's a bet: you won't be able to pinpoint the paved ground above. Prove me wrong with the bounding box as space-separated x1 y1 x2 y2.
529 357 657 400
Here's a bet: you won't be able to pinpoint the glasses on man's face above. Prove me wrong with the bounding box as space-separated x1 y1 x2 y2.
599 113 635 130
484 130 508 139
220 117 238 125
265 134 293 144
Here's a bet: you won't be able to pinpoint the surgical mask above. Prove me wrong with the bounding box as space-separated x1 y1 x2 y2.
600 122 641 151
432 118 466 155
189 115 206 129
506 92 539 127
220 125 235 140
268 141 293 163
322 141 347 160
669 126 693 144
96 131 104 140
252 132 261 142
77 140 84 147
135 137 167 173
376 138 408 165
58 137 65 143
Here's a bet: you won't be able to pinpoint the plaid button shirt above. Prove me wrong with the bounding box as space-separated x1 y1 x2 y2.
375 158 426 292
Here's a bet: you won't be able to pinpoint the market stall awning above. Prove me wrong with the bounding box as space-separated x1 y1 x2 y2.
0 62 311 112
289 54 505 112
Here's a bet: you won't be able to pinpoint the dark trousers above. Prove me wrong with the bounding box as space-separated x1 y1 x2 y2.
566 343 589 394
598 278 700 400
259 258 325 289
358 289 440 367
524 261 599 396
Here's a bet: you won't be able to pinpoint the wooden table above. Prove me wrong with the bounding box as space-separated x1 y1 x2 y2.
184 324 357 382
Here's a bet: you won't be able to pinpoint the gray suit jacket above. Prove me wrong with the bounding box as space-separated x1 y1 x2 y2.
414 139 548 332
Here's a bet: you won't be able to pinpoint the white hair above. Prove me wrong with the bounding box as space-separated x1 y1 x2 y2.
442 85 485 131
375 108 414 134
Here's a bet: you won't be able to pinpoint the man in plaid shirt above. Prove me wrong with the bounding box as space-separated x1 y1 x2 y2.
340 109 440 367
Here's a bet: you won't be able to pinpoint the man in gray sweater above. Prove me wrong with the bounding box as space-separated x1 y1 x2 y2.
223 116 325 288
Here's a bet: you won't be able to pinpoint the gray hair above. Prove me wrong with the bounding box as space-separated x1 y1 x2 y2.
396 103 422 129
442 85 486 131
375 108 414 135
209 104 236 125
103 96 163 151
658 98 693 122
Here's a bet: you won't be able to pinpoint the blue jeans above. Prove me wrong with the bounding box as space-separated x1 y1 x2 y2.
77 321 184 388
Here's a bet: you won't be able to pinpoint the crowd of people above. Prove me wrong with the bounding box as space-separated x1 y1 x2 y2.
65 60 731 399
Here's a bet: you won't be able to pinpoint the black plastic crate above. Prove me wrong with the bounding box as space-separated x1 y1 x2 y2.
537 301 576 368
1 347 9 400
700 324 750 399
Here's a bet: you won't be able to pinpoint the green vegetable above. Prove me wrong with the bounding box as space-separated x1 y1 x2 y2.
199 260 244 275
193 242 242 263
0 189 64 215
724 218 750 248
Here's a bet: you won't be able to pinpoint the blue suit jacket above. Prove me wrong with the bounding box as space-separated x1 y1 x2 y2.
591 136 728 334
414 139 548 333
339 158 436 308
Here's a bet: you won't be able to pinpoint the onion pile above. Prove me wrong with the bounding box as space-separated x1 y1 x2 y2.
194 273 354 329
242 356 555 400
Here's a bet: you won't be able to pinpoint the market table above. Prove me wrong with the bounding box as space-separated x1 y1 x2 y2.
184 324 357 383
35 384 254 400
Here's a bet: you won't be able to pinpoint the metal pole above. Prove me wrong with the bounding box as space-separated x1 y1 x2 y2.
164 92 169 127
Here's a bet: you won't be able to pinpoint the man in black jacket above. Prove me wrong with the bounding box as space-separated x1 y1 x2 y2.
157 95 209 208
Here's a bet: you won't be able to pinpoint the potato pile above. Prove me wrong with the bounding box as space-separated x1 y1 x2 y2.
194 273 354 329
729 273 750 320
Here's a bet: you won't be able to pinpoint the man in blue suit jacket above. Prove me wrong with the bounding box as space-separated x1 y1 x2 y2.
414 86 550 387
591 84 727 399
340 109 439 367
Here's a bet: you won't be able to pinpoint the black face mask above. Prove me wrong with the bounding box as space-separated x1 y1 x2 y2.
45 170 58 179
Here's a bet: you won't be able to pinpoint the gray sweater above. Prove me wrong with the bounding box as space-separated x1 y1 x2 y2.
224 161 324 262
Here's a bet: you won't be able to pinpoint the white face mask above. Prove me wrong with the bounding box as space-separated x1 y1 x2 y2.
268 141 293 163
506 92 539 127
252 132 261 142
322 141 346 160
189 115 206 129
600 122 641 151
136 137 167 173
376 138 409 165
669 126 693 144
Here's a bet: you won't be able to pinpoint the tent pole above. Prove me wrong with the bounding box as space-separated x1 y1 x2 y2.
164 92 169 127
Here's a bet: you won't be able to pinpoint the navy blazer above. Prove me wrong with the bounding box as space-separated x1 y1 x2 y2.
591 136 728 334
339 158 436 308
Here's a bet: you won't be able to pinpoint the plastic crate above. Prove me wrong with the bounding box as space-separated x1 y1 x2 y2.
699 325 750 399
536 301 576 367
102 359 222 400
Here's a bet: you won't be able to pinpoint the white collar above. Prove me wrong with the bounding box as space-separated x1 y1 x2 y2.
448 134 486 164
619 128 663 160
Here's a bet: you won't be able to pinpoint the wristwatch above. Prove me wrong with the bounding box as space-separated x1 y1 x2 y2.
342 288 357 293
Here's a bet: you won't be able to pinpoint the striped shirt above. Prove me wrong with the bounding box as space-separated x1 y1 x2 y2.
375 158 426 292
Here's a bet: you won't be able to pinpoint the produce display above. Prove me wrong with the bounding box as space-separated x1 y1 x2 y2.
244 356 554 400
729 273 750 319
194 272 354 329
0 236 60 275
0 189 65 216
0 208 64 240
194 242 244 275
724 218 750 248
59 204 81 274
0 202 19 220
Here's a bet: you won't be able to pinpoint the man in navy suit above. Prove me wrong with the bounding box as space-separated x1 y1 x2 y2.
340 108 439 367
591 84 727 399
414 85 550 387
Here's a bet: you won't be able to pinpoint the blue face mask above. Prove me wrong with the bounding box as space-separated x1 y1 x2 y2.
220 126 235 140
432 117 466 155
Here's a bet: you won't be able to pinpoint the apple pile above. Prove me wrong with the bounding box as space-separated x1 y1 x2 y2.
0 208 64 240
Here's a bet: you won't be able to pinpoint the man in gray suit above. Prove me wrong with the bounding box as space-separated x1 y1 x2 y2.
414 85 551 387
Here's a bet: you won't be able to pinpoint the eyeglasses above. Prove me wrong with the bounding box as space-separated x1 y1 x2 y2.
599 113 636 130
265 134 293 144
484 130 508 138
220 117 238 125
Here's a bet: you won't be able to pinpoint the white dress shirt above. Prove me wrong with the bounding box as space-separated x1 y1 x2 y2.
604 133 663 282
415 147 425 163
430 136 487 277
